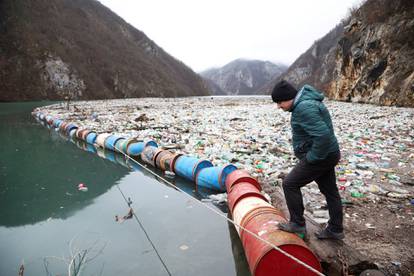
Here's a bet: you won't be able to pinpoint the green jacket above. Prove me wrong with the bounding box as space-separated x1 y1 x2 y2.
290 85 339 163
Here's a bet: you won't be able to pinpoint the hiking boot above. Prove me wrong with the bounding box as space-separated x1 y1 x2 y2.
278 222 307 235
315 228 344 240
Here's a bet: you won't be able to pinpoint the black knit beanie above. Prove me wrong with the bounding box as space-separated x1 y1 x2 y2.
271 80 298 102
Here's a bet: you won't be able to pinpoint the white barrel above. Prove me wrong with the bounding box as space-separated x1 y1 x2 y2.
95 133 111 148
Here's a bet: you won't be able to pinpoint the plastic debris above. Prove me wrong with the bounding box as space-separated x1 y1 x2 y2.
34 96 414 223
164 171 175 178
208 193 227 204
78 183 88 192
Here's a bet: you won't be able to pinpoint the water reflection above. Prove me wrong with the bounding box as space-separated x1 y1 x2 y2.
0 103 130 227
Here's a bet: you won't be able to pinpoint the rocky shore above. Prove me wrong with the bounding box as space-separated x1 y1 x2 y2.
35 96 414 275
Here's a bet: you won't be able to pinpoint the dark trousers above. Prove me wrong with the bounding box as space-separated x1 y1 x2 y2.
282 151 343 233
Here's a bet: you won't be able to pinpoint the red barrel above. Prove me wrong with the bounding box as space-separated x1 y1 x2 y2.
233 197 274 234
241 211 321 276
239 207 285 241
228 182 268 214
226 170 261 192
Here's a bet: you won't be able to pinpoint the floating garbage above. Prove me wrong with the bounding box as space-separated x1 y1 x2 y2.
32 96 414 226
78 183 88 192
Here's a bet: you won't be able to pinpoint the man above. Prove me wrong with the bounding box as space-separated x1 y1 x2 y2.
271 80 344 240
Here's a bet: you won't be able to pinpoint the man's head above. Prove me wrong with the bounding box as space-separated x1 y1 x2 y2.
271 80 298 111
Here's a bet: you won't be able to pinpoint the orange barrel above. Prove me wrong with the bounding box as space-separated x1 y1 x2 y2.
240 211 321 275
59 122 68 133
232 197 273 234
63 123 71 133
227 182 268 214
226 170 261 192
95 133 111 148
141 146 163 167
160 152 183 172
154 149 174 169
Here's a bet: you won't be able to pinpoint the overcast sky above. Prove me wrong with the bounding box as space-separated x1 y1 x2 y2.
98 0 362 72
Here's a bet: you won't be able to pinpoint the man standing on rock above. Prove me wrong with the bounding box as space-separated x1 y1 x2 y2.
271 80 344 240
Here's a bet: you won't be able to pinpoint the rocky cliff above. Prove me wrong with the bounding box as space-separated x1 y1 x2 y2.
262 0 414 107
0 0 209 101
201 59 287 95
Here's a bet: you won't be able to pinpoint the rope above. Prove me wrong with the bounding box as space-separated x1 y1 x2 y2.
115 178 172 276
114 147 325 276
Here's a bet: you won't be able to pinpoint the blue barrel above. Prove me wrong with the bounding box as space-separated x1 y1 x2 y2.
119 138 139 154
127 140 158 156
104 135 125 152
196 164 238 191
86 132 97 144
66 124 78 136
174 155 213 182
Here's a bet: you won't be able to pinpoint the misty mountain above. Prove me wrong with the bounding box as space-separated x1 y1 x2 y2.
0 0 209 101
201 59 287 95
260 0 414 107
